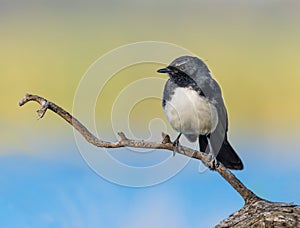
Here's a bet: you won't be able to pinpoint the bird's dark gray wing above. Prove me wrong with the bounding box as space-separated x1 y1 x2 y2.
191 73 229 156
192 74 243 169
192 75 228 128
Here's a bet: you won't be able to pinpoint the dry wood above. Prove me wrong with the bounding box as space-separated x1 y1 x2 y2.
19 93 300 227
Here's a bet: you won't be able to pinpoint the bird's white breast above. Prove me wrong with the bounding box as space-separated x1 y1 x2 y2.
164 87 218 136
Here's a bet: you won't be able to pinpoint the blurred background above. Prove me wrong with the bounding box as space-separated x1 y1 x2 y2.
1 0 300 227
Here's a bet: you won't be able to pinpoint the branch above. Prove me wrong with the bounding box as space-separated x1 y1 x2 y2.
19 93 259 204
216 201 300 227
19 93 300 227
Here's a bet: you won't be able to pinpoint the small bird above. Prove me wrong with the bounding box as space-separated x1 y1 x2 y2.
157 56 243 170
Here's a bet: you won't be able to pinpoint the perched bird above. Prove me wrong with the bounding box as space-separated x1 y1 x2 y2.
157 56 243 170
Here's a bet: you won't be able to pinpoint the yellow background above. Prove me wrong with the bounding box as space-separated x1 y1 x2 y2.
1 1 300 147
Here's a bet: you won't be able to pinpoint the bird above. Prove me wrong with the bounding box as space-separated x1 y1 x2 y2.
157 56 243 170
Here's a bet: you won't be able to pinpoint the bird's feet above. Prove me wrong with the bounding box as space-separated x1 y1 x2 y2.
207 154 219 170
173 137 180 148
172 133 182 156
172 139 179 156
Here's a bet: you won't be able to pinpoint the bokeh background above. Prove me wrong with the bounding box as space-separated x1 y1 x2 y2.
1 0 300 227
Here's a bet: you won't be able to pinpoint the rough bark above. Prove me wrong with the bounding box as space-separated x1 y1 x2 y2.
19 93 300 227
217 201 300 227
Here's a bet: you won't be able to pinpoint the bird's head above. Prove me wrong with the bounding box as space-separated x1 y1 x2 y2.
157 56 211 79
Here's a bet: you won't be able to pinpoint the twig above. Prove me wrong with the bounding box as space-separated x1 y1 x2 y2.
19 93 261 204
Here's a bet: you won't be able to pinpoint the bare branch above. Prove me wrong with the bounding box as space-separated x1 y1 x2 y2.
19 93 300 227
18 93 260 204
19 93 261 204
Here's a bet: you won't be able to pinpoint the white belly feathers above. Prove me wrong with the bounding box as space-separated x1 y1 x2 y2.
164 87 218 136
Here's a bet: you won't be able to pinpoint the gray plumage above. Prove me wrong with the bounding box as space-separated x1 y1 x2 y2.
158 56 243 170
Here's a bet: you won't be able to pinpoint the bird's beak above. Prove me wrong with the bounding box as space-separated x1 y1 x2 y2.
157 67 171 74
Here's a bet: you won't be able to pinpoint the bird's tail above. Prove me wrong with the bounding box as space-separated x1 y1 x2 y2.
216 138 243 170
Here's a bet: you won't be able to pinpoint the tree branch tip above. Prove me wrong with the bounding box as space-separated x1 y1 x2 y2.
18 99 25 107
18 94 29 106
34 100 49 119
18 93 36 106
161 132 167 137
117 132 128 140
161 132 171 144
